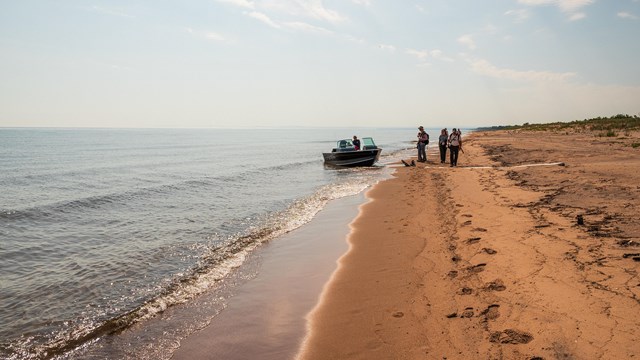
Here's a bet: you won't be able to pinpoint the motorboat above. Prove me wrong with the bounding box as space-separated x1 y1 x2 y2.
322 137 382 167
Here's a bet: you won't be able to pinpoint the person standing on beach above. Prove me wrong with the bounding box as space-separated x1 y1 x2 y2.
438 128 448 164
448 128 462 167
352 135 361 150
417 126 429 162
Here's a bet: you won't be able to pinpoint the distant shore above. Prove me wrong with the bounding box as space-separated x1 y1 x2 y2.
297 128 640 359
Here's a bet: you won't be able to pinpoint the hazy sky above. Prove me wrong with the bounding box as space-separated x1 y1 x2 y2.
1 0 639 129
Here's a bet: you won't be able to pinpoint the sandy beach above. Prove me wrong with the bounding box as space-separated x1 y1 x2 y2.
297 129 640 359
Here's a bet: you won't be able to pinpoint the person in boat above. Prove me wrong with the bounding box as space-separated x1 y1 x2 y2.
438 128 449 164
352 135 361 150
448 128 462 167
417 126 429 162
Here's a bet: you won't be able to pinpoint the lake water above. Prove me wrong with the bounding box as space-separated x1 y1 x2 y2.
0 127 433 359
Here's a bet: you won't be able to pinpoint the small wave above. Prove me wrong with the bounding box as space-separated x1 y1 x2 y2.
0 176 228 223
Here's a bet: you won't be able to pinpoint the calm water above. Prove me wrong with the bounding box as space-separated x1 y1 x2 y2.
0 127 425 359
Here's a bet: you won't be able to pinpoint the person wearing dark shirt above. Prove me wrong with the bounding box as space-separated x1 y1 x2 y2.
352 135 361 150
438 128 448 164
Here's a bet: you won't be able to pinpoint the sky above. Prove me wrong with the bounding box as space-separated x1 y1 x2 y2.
0 0 639 129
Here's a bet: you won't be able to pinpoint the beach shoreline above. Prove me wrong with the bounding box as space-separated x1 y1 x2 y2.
170 193 365 360
168 128 639 360
297 129 640 359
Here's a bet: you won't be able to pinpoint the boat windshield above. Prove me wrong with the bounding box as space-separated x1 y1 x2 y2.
336 139 354 148
362 137 376 148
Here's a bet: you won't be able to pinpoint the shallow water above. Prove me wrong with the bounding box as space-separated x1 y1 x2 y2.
0 127 423 359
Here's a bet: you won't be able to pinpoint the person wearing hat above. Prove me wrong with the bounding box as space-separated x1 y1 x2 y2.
416 126 429 162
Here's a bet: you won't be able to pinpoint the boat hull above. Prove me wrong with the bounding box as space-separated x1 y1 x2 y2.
322 149 382 167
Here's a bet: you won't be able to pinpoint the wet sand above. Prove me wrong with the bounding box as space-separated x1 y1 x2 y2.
298 129 640 359
171 194 362 360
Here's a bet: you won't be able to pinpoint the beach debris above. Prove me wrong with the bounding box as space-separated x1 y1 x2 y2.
401 159 411 167
576 214 584 225
446 312 458 318
489 329 534 344
622 253 640 259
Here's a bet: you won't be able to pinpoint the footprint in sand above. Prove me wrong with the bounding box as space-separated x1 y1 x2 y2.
466 237 482 244
483 248 497 255
481 304 500 320
473 227 488 232
467 263 486 273
489 329 533 344
447 270 459 279
460 307 474 318
484 279 506 291
462 220 473 226
457 287 473 295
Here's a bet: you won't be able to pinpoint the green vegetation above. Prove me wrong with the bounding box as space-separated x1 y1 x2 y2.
478 114 640 132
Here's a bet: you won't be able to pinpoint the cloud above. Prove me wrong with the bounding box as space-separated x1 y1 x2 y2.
406 48 454 63
216 0 255 9
283 21 333 34
205 32 227 42
185 28 230 42
91 6 134 18
518 0 593 13
568 12 586 21
343 34 365 43
458 34 476 50
518 0 593 20
505 9 530 22
351 0 371 6
406 48 428 61
377 44 396 52
430 49 455 62
469 58 576 82
518 0 595 21
245 11 281 28
416 5 427 13
300 0 346 23
263 0 346 23
618 12 639 20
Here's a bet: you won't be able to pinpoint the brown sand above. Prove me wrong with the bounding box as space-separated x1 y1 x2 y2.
298 129 640 359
